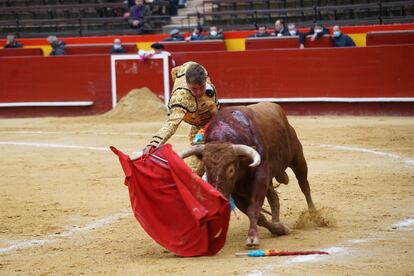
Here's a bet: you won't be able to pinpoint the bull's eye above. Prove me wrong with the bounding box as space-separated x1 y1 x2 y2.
226 165 235 177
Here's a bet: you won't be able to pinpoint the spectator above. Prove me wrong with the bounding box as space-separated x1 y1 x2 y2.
110 38 127 54
287 23 300 36
205 26 224 40
150 42 176 66
186 25 204 41
128 0 152 34
149 42 165 54
163 29 185 41
249 25 270 38
299 22 329 48
4 34 23 48
272 19 289 37
47 36 65 56
332 25 356 47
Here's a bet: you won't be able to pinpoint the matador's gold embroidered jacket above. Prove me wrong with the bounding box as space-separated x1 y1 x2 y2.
148 61 220 148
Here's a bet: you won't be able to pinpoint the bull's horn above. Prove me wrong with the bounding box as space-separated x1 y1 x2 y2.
179 144 205 159
232 145 261 167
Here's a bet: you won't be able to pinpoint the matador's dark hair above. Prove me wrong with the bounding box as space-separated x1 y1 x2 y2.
185 63 207 85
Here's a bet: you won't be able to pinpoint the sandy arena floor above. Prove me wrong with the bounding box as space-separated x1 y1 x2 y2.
0 110 413 275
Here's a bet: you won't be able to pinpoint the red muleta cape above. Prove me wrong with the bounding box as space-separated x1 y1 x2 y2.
110 144 230 257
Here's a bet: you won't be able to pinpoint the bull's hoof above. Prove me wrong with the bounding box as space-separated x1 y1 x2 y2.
270 223 290 236
245 236 260 248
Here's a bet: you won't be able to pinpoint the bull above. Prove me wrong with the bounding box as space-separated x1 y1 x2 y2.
181 102 316 247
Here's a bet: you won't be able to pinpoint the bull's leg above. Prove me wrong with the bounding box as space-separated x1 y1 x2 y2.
266 184 280 223
232 193 261 248
265 186 290 235
291 152 316 211
258 212 290 236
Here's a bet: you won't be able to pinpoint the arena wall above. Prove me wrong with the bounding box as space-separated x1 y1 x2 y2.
1 24 413 117
1 42 413 117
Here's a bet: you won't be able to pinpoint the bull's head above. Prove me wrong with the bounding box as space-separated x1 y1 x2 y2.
180 143 261 197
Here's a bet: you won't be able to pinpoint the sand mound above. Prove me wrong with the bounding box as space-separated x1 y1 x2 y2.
102 87 167 121
293 207 337 229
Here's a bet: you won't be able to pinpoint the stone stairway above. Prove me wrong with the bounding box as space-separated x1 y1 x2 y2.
162 0 210 33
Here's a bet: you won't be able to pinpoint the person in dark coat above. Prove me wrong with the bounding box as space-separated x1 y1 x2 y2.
163 29 185 41
4 34 23 48
249 25 270 38
272 19 289 37
186 25 205 41
128 0 152 34
47 36 65 56
299 22 329 48
332 25 356 47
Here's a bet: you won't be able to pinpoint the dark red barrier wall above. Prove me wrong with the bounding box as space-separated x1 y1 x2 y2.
0 48 43 56
0 55 111 117
1 44 413 117
65 43 138 55
173 45 413 99
246 35 332 50
172 45 413 114
162 40 226 52
366 30 414 46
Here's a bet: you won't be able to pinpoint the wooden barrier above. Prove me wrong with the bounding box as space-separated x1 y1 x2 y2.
0 47 43 56
366 30 414 46
161 40 226 52
0 44 413 117
245 35 333 50
65 43 138 55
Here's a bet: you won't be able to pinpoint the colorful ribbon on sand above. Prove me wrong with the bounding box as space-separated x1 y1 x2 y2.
235 249 329 257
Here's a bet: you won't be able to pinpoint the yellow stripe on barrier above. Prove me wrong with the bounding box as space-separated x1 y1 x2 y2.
349 33 366 47
225 38 246 51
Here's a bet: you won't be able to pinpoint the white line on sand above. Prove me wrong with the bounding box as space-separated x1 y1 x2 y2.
0 211 129 254
391 217 414 229
0 130 187 137
316 144 414 166
0 141 109 151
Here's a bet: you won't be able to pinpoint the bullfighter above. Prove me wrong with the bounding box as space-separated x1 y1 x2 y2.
144 61 219 176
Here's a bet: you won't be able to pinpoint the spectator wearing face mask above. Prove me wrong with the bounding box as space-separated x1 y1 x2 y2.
299 22 329 48
186 26 204 41
206 26 224 40
110 38 127 54
287 23 301 36
332 25 356 47
272 19 289 37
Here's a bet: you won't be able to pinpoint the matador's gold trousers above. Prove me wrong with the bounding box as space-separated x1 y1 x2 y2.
184 125 205 177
